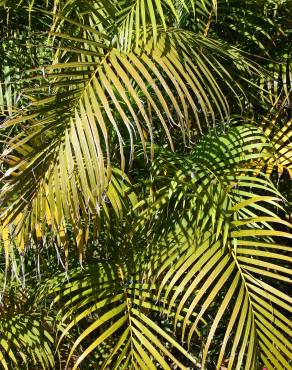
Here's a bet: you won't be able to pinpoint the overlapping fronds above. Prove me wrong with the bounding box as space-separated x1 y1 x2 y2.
0 71 18 117
34 125 292 368
0 25 258 263
153 222 292 369
0 1 291 369
260 55 291 106
252 96 292 179
244 51 291 178
134 125 292 368
0 287 55 369
44 0 217 51
0 313 55 369
135 125 272 236
44 263 199 369
214 0 290 53
262 114 292 178
0 1 260 259
0 160 135 266
104 0 217 48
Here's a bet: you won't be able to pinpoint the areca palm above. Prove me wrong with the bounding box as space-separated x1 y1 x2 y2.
45 126 291 369
0 279 56 369
0 0 258 262
0 0 291 369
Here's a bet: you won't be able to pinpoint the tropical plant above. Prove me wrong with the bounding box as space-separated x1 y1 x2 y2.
0 0 291 369
0 278 56 369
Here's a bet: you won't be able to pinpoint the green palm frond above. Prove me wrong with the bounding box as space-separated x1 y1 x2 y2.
0 1 54 118
37 124 292 369
0 27 257 262
214 0 290 53
135 125 292 368
135 124 272 233
154 223 292 369
0 164 135 265
0 313 55 369
263 115 292 178
253 99 292 179
260 55 291 107
175 0 216 36
0 70 18 117
0 2 291 369
48 0 217 50
0 287 56 370
107 0 217 48
44 262 199 369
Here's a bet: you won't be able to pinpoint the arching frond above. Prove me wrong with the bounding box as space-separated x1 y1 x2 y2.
0 287 55 370
0 2 290 369
46 0 217 51
106 0 217 49
0 29 257 262
135 125 292 368
44 262 199 369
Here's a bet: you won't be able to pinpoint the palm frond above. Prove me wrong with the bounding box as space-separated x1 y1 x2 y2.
0 29 257 262
0 2 291 369
0 69 19 117
263 116 292 178
0 287 56 369
107 0 217 49
135 125 292 368
43 262 199 369
214 0 290 53
254 99 292 179
260 55 291 106
48 0 217 51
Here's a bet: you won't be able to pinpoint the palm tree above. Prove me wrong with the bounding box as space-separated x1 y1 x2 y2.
0 0 291 369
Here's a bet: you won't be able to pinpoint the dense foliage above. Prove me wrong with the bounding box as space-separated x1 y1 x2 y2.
0 0 291 369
